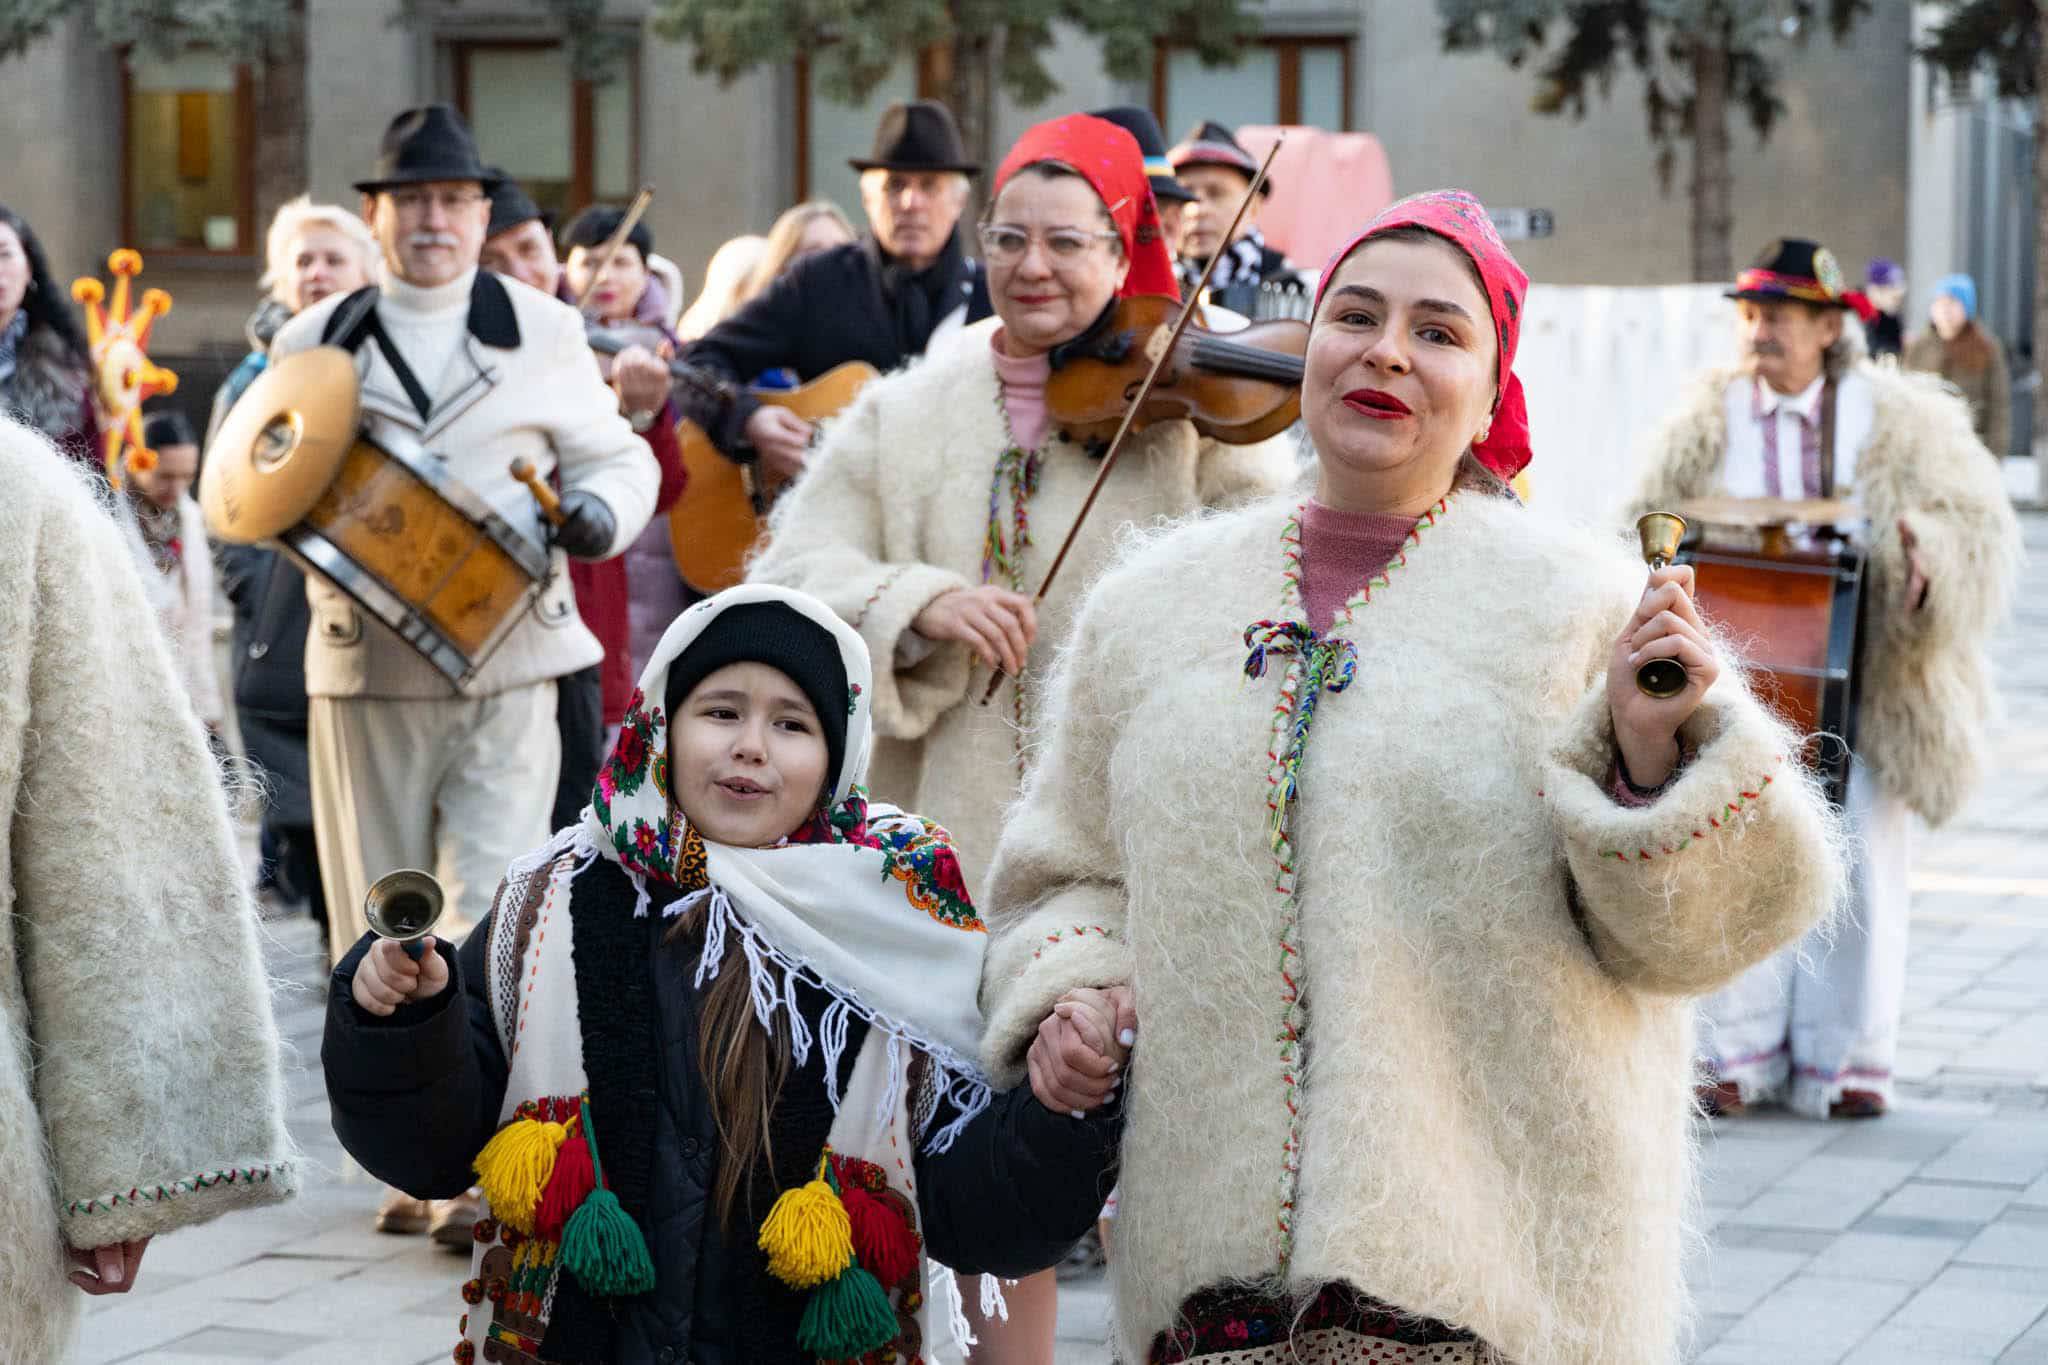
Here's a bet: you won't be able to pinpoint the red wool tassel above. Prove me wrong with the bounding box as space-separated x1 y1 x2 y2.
842 1184 919 1287
533 1133 596 1240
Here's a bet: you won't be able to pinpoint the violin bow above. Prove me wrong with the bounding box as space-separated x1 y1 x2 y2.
977 135 1284 706
574 184 656 312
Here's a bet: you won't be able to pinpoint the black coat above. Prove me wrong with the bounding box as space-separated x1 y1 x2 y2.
323 858 1119 1365
1208 243 1310 321
679 236 992 455
217 545 313 827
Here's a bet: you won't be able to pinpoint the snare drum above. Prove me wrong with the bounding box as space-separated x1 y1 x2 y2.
204 346 549 686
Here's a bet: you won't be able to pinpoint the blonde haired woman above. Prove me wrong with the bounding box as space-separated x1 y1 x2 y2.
677 233 768 343
740 200 858 305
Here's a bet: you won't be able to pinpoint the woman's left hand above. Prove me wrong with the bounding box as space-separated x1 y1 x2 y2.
1607 565 1720 789
68 1238 150 1295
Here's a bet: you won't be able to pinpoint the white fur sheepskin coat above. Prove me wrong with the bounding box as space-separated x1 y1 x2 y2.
1627 362 2022 827
747 317 1294 896
0 422 296 1360
979 490 1844 1365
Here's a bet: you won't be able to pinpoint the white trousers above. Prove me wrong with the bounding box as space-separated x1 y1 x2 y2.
310 684 559 964
1697 759 1914 1116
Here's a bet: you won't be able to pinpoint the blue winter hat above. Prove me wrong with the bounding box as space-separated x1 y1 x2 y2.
1935 273 1978 320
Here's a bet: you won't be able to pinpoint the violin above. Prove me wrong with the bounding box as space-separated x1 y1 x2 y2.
585 317 684 381
1045 294 1307 447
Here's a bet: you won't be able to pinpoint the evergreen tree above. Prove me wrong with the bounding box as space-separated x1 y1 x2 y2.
1434 1 1870 281
647 0 1261 174
1918 0 2045 481
1 0 295 60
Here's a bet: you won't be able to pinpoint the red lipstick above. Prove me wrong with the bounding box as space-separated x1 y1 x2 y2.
1343 388 1412 419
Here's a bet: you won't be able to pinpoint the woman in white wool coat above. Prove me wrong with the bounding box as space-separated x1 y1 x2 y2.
747 112 1292 903
977 192 1845 1365
0 417 296 1360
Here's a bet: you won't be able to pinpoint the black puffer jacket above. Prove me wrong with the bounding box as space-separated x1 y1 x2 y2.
323 858 1120 1365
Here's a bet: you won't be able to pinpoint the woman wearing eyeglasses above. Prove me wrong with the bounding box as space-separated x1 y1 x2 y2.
750 113 1291 903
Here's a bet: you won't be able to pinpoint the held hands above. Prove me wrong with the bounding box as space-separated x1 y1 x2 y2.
743 405 815 483
913 587 1039 676
551 490 617 560
1027 985 1136 1118
68 1238 150 1295
611 342 673 420
1607 565 1721 789
351 936 450 1017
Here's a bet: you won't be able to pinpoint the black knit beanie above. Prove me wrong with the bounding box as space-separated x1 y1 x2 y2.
662 603 850 786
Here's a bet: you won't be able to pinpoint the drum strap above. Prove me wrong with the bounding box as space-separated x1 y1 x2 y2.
320 285 435 421
1818 377 1837 500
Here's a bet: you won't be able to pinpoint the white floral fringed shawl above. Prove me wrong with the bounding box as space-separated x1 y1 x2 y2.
454 585 997 1365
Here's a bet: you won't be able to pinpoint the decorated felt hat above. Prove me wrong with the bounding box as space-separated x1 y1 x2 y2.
355 104 500 194
1090 105 1194 205
484 167 548 239
1727 237 1850 308
849 100 979 176
1169 119 1273 195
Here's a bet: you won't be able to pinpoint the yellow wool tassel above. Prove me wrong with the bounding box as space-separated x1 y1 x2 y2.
758 1156 853 1289
474 1118 569 1234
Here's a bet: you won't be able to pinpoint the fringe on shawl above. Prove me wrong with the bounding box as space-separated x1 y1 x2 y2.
669 881 996 1157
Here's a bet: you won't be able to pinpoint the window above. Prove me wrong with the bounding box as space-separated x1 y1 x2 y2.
1153 36 1354 140
123 49 254 254
453 40 640 222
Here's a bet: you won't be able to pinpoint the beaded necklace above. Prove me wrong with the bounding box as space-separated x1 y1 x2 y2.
1238 496 1447 1272
982 383 1049 771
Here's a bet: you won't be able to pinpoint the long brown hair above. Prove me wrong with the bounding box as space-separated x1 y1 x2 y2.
665 902 790 1228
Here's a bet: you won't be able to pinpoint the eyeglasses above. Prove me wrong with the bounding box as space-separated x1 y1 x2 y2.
387 188 489 216
977 224 1121 267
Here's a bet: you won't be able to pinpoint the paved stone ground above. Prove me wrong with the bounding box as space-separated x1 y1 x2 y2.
86 480 2048 1365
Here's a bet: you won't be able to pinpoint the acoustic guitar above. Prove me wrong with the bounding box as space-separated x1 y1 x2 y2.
667 362 879 593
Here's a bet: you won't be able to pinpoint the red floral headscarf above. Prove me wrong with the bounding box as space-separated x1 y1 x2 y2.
1313 190 1532 480
993 113 1180 301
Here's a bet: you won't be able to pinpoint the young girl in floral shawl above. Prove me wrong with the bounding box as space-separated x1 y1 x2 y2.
322 584 1124 1365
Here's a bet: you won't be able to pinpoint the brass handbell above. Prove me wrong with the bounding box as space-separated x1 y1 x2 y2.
1634 512 1690 699
364 868 446 960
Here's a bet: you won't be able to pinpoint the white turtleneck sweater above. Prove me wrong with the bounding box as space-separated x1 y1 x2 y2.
377 267 475 401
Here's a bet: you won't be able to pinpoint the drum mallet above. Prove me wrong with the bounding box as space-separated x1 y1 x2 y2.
509 457 566 527
1633 512 1690 698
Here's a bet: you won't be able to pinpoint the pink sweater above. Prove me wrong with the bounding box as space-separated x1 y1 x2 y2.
1299 499 1419 635
991 331 1052 451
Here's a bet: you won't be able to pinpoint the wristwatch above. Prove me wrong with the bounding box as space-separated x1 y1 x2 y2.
627 408 657 433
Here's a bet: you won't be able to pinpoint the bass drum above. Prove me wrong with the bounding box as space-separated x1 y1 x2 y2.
1681 534 1867 807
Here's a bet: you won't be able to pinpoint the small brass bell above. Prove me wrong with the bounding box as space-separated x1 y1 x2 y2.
1633 512 1690 699
364 868 446 960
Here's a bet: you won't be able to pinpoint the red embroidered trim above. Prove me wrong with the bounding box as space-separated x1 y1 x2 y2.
1597 760 1784 862
67 1162 287 1216
850 565 912 632
1030 924 1119 961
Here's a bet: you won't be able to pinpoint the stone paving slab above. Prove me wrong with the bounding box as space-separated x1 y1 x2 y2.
84 510 2048 1363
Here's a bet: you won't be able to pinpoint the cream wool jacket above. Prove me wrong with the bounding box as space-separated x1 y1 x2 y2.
1627 363 2021 826
2 427 296 1361
980 491 1843 1365
747 317 1293 895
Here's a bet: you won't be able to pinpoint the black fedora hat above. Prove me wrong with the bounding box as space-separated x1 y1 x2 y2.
1727 237 1850 308
483 167 549 239
355 105 502 194
849 100 980 175
1091 105 1194 205
1170 119 1273 196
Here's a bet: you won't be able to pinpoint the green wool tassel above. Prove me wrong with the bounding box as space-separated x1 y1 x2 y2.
558 1095 655 1298
560 1187 655 1297
797 1266 898 1358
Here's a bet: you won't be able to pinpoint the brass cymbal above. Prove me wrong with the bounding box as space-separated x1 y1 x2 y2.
200 346 361 543
1674 495 1861 530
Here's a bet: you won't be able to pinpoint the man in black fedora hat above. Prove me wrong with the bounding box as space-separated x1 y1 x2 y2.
679 98 992 481
266 105 657 1242
1091 105 1196 258
1169 118 1307 320
1628 234 2020 1125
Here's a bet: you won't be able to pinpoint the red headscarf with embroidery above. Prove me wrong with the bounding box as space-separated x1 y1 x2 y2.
1312 190 1532 480
993 113 1180 302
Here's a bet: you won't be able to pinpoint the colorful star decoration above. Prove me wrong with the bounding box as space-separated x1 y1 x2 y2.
71 249 178 488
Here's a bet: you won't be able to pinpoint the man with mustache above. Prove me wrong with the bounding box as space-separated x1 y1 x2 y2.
1627 237 2020 1122
679 100 991 482
266 106 656 1242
